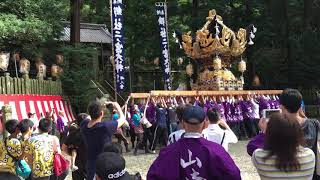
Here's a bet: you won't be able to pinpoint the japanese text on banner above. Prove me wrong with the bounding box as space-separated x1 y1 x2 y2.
112 0 125 90
155 3 172 90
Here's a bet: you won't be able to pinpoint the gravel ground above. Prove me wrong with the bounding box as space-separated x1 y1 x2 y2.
124 140 259 180
67 140 259 180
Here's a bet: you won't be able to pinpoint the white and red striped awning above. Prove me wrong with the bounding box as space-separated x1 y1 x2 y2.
0 95 75 122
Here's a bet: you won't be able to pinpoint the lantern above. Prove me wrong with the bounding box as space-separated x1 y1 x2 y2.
13 52 20 62
51 64 60 77
186 63 193 76
109 56 114 66
35 57 43 70
177 57 183 65
37 62 47 79
213 56 222 70
238 59 246 73
0 52 10 72
56 54 64 65
19 58 30 75
153 57 159 66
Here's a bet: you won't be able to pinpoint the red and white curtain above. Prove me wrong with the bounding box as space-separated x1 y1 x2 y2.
0 95 75 122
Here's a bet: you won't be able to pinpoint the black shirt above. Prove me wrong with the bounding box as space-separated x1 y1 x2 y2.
64 129 87 169
167 107 177 123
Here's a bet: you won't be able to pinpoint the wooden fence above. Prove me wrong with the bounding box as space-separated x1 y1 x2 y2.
0 73 62 95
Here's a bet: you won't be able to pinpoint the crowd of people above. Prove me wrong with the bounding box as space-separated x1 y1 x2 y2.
0 88 319 180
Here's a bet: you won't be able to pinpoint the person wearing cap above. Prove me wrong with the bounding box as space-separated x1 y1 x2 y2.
147 106 241 180
95 152 139 180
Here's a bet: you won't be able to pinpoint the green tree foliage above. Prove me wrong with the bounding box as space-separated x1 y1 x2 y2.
0 0 68 52
60 45 99 113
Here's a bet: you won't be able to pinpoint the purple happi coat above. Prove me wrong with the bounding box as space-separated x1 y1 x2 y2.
241 101 255 120
233 102 243 122
216 102 226 121
204 101 211 113
247 133 265 156
208 101 226 121
146 102 156 124
224 102 234 123
258 97 270 116
147 137 241 180
268 99 276 109
274 99 280 109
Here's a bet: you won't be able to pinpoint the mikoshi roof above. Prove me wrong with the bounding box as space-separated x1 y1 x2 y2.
59 21 112 44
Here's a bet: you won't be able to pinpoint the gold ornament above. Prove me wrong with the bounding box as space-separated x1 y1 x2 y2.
176 9 253 60
213 56 222 70
238 60 246 73
186 64 193 76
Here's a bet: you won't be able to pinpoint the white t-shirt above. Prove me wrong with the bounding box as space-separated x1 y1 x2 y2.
251 99 260 119
167 129 185 145
202 124 238 152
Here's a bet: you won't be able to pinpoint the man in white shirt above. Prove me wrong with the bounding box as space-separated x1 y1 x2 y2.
202 108 238 151
167 104 189 145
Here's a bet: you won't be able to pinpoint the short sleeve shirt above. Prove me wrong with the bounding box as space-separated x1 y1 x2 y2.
27 134 58 178
80 119 118 174
0 138 22 175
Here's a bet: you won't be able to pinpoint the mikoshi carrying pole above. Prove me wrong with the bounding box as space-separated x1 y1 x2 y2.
130 90 283 99
155 2 172 90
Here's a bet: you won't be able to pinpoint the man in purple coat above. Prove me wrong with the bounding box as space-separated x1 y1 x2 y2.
147 106 241 180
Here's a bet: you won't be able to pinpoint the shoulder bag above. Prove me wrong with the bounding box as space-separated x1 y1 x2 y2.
4 138 31 179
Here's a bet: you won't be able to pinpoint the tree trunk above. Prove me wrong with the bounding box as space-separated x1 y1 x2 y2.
70 0 81 44
304 0 313 30
192 0 199 17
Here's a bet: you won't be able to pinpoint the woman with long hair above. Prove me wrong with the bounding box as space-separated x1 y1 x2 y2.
252 113 315 179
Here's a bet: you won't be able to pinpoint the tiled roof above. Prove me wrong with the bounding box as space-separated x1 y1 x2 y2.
59 21 112 44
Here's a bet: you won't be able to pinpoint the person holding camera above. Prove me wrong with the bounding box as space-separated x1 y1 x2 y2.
80 100 129 180
247 89 320 179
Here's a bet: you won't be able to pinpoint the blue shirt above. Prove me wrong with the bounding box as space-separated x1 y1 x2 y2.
156 107 167 126
80 119 118 180
132 113 141 126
